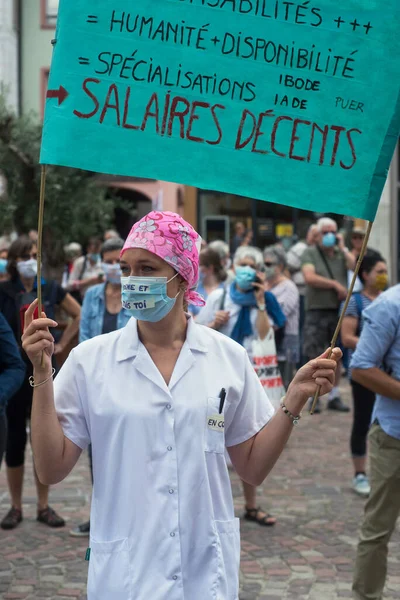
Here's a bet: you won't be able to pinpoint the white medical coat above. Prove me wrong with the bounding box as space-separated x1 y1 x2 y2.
54 316 274 600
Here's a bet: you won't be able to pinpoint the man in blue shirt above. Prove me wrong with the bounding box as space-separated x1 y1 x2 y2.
0 313 26 468
350 284 400 600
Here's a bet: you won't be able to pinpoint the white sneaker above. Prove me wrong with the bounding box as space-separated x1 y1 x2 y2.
352 474 370 497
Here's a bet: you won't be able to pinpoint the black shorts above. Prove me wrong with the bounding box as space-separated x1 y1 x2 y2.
303 309 339 359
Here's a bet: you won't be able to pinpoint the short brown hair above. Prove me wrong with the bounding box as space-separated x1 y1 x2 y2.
199 248 227 283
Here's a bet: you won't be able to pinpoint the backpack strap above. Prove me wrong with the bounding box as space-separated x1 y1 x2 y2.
219 285 227 310
316 246 335 280
353 292 363 319
78 255 89 281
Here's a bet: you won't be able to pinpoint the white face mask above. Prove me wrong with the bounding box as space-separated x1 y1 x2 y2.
17 258 37 279
102 262 122 284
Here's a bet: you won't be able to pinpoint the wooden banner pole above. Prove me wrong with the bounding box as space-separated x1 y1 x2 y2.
37 165 47 368
310 220 374 415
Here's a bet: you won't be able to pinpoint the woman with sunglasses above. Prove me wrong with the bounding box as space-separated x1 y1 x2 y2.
22 212 340 600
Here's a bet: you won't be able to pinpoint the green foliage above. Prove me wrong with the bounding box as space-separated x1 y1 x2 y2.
0 96 130 266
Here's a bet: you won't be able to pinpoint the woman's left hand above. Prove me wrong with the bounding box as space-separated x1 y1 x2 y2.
285 348 343 410
252 271 266 304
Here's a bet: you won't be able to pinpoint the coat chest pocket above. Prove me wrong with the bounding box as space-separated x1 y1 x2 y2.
205 397 225 454
87 538 132 600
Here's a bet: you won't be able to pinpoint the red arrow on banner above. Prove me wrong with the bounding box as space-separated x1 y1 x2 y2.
46 85 69 105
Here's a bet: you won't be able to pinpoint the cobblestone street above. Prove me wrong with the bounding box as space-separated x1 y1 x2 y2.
0 381 399 600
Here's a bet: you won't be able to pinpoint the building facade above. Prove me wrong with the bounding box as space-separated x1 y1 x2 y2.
0 0 18 111
19 0 185 229
195 151 399 282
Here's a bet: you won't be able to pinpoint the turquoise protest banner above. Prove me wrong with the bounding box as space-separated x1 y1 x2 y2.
40 0 400 220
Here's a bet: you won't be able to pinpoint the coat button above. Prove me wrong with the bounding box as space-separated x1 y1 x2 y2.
170 532 175 537
169 489 174 494
173 575 178 580
167 446 172 451
166 404 172 410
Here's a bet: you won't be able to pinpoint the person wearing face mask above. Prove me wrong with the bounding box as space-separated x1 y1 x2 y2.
61 242 82 292
263 246 300 389
69 237 131 538
68 237 104 302
21 211 341 599
0 256 9 282
79 237 130 342
340 252 388 498
197 246 287 527
189 247 227 318
0 235 81 530
350 282 400 600
301 217 356 413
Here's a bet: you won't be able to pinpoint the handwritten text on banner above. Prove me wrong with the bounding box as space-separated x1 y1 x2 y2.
40 0 400 220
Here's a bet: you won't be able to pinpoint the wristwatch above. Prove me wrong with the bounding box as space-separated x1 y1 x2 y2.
257 303 266 312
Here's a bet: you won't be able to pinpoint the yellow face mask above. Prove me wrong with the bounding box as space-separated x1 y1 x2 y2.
375 273 388 291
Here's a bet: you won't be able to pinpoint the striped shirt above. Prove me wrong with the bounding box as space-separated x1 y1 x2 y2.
268 279 300 336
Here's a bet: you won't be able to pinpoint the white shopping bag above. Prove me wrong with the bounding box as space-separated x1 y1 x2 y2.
252 329 285 411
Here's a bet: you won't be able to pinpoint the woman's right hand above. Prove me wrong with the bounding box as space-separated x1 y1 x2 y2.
22 299 58 371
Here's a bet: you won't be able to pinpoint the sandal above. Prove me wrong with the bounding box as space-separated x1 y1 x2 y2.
244 506 276 527
37 506 65 528
1 508 23 530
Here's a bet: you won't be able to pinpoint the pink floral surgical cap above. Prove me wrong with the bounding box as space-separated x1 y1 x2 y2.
121 211 205 307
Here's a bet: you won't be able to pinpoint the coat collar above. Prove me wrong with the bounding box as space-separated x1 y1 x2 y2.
116 314 208 363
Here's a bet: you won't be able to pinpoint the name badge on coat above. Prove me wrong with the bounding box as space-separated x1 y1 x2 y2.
207 413 225 431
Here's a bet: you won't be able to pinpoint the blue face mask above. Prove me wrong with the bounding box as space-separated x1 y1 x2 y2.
102 263 122 285
0 258 7 274
121 273 180 322
235 265 256 291
322 232 337 248
89 253 100 263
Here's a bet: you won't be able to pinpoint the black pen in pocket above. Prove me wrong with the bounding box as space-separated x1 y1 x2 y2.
218 388 226 414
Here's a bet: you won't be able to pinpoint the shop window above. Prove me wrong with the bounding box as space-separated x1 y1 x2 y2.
41 0 59 28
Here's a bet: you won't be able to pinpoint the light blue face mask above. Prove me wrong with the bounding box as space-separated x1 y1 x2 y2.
121 273 180 322
235 265 256 291
322 232 337 248
0 258 7 274
102 263 122 285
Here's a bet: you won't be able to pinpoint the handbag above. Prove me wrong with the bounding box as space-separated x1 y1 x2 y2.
252 329 285 411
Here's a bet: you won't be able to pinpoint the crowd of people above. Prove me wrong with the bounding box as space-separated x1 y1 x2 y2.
0 212 398 600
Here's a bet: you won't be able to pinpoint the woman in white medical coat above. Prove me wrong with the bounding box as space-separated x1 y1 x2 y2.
22 211 340 600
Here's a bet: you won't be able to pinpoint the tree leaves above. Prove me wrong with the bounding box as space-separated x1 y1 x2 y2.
0 95 131 267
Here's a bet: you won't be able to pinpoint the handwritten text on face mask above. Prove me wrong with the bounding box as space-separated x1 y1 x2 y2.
122 297 156 310
123 283 150 292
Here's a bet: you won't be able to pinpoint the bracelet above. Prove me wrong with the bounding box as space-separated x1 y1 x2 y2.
29 368 56 388
280 396 302 426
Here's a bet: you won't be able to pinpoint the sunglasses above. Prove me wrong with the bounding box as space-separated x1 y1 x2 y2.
264 262 277 267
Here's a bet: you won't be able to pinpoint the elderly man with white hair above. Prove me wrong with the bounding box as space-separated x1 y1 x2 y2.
301 217 356 413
